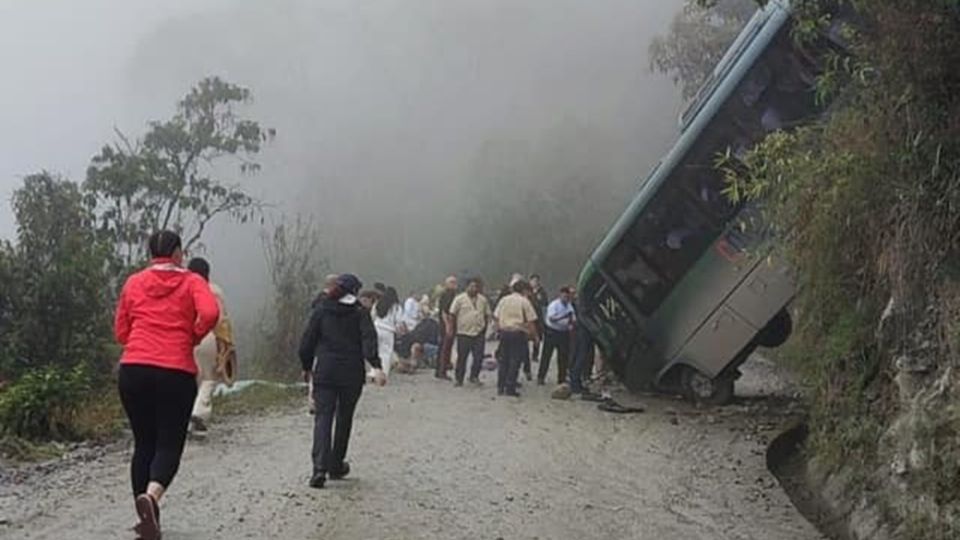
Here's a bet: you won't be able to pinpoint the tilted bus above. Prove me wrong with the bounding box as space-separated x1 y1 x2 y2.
576 0 852 404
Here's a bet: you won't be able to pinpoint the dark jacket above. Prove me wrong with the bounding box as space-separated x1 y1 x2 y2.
532 286 549 321
298 298 381 387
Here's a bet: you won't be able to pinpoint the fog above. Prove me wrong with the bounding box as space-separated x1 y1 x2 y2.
0 0 686 325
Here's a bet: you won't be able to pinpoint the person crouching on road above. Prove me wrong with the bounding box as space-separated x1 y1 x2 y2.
186 257 237 434
298 273 387 489
114 231 220 540
493 280 539 397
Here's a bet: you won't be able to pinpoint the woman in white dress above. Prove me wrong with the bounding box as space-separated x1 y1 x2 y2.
372 287 404 377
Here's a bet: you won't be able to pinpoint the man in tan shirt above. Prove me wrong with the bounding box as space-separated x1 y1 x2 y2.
493 280 539 397
187 258 237 433
448 278 492 387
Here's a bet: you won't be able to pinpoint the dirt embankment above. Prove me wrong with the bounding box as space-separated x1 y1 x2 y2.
1 359 822 540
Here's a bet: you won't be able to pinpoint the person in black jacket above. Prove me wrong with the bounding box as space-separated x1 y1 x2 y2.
299 273 386 489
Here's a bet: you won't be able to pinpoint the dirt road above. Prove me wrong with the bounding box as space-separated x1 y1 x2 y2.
0 359 823 540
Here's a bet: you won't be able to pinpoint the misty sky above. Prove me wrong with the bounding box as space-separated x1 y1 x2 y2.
0 0 688 323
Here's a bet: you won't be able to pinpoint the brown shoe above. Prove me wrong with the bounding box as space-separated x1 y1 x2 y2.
134 494 161 540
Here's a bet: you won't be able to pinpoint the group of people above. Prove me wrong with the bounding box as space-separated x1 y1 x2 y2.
110 230 599 539
427 272 598 397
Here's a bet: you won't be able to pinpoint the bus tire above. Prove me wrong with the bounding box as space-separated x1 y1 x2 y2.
755 309 792 348
681 367 735 406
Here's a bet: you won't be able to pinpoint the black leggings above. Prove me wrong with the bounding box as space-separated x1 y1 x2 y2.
118 364 197 497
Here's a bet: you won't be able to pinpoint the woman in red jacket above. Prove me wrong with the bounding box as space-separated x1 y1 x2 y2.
114 230 220 540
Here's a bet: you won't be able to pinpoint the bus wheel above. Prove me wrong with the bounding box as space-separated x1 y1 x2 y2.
755 309 793 348
681 367 735 406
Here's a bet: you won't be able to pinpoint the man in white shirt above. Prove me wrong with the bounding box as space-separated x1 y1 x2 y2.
537 287 576 386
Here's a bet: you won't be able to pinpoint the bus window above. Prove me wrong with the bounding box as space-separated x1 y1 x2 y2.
628 187 720 289
677 166 739 224
604 240 669 316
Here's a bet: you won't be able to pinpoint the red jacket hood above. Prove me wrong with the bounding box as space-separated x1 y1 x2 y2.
143 260 189 299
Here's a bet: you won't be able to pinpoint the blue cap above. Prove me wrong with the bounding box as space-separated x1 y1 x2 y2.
335 273 362 295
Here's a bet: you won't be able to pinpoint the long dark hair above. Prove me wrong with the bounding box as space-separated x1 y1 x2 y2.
375 286 399 318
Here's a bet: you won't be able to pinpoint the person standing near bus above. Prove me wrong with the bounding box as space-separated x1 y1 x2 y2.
448 277 491 387
299 273 387 489
494 280 539 397
114 231 220 540
538 287 576 386
435 276 458 380
529 274 549 377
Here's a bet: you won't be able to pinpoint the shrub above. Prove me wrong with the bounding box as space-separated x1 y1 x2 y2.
0 365 93 440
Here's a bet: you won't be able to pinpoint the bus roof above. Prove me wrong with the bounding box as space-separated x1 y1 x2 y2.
679 0 787 131
584 1 792 273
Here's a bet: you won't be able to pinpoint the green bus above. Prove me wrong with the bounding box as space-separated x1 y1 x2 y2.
576 0 850 404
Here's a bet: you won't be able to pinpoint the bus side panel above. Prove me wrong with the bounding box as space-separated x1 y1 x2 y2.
644 233 759 363
675 306 758 379
724 258 795 329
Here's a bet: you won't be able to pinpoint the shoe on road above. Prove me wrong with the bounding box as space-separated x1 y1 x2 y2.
580 391 604 402
469 377 483 386
190 415 208 433
133 494 161 540
309 473 326 489
329 462 350 480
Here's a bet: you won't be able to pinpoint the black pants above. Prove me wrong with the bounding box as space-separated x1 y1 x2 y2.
527 325 541 376
538 328 572 385
523 341 535 377
435 326 454 377
312 383 363 474
118 364 197 497
455 334 485 383
570 328 596 393
498 331 526 394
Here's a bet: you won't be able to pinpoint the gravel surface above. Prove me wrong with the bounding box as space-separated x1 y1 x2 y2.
0 359 823 540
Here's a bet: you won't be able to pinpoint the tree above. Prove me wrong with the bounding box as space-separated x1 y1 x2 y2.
649 0 757 100
85 77 275 271
252 216 329 381
2 173 112 377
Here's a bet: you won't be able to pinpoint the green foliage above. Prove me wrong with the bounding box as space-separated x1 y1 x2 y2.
1 77 274 442
0 173 113 380
85 76 274 272
650 0 757 99
720 0 960 529
0 174 116 442
0 365 92 440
